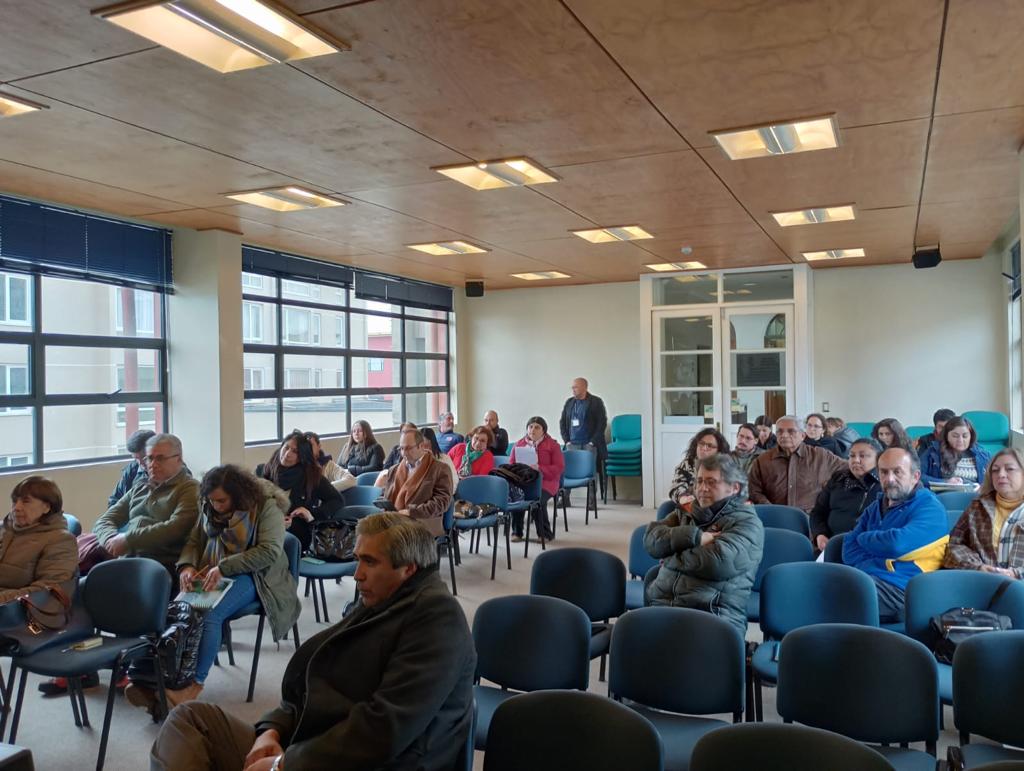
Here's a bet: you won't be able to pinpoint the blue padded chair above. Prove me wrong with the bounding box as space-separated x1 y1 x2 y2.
492 455 510 467
471 595 590 751
905 425 934 441
530 548 625 682
507 474 543 558
63 513 82 537
746 528 815 624
904 570 1024 707
436 500 457 596
341 485 382 507
823 533 846 564
484 690 663 771
750 562 879 721
452 476 510 581
222 532 301 703
753 504 810 537
298 505 378 623
656 501 677 521
963 410 1010 455
627 525 659 611
605 414 642 503
778 624 939 770
950 631 1024 769
454 699 476 771
558 449 598 529
7 558 171 771
609 606 745 771
847 422 876 437
355 471 380 486
938 491 976 515
691 722 896 771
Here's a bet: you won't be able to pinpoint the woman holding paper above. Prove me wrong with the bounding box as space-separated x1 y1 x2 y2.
510 416 565 541
127 465 300 710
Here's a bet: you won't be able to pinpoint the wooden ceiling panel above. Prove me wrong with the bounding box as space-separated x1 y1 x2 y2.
0 0 149 82
565 0 943 147
296 0 686 165
636 226 790 268
764 206 916 258
935 0 1024 115
351 182 594 243
17 48 457 193
921 108 1024 205
916 198 1020 250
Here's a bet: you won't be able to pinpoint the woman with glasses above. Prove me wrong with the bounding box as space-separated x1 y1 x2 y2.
657 428 730 520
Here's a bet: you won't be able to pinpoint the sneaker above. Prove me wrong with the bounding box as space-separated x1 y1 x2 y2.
165 682 203 707
510 535 523 543
124 683 157 711
38 672 99 696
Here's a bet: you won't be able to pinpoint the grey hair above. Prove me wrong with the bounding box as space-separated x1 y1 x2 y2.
356 513 439 570
776 415 805 432
146 433 182 456
879 446 921 475
696 453 748 497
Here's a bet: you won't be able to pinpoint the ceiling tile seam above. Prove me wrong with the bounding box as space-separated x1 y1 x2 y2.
557 0 796 264
912 0 951 248
2 46 161 87
299 0 383 17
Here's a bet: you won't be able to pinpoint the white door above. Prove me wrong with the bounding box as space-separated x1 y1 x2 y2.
652 310 721 498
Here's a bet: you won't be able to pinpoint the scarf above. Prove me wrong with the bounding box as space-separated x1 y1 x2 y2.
690 494 734 528
391 452 435 511
995 493 1024 563
200 507 256 569
459 448 483 479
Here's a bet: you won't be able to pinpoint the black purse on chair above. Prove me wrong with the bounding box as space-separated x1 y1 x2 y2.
311 520 357 562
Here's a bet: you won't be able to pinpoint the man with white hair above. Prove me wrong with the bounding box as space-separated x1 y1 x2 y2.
435 411 464 455
748 415 846 513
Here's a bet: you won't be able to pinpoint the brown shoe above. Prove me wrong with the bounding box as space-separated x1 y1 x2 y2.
124 683 156 711
165 682 203 707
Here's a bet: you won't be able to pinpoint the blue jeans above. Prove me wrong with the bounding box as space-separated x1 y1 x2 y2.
194 573 258 684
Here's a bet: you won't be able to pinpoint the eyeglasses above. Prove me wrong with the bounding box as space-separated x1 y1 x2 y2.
694 477 723 488
696 442 719 451
145 453 180 464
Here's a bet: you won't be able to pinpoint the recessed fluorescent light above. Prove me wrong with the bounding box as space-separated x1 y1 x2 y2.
572 225 654 243
92 0 348 73
802 248 866 262
646 262 707 272
0 92 48 118
433 158 558 190
771 204 856 227
225 186 347 211
711 115 839 160
407 241 489 256
511 271 570 281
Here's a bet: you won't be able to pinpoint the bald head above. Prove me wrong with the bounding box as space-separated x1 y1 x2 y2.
571 378 589 399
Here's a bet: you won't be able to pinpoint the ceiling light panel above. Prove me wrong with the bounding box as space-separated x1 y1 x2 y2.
225 186 347 211
711 115 839 160
0 92 48 118
92 0 348 73
433 158 558 190
407 241 489 256
572 226 654 243
645 262 707 272
802 248 866 262
771 204 856 227
511 271 570 281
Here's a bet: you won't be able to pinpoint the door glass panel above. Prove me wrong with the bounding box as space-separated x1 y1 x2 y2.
653 274 718 306
661 391 715 424
730 389 788 426
731 352 785 388
661 354 713 388
661 317 713 351
729 312 787 351
723 270 793 302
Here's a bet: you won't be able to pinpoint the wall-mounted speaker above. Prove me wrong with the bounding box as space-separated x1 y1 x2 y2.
465 280 485 298
912 248 942 269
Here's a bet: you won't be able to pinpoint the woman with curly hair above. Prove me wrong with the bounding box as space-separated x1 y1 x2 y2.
657 428 730 519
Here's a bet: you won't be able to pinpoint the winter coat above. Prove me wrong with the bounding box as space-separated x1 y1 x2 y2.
448 444 495 477
559 394 609 460
831 427 860 457
511 435 565 497
808 469 881 540
748 443 846 513
0 510 77 609
730 447 763 475
338 443 385 477
920 444 992 487
944 494 1024 576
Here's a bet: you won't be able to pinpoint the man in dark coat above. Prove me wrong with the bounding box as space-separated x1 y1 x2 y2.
150 514 476 771
558 377 608 501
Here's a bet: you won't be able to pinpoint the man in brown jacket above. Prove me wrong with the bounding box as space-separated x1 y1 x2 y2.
748 416 846 513
381 429 454 537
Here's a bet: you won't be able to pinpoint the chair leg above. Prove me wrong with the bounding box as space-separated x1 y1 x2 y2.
592 480 598 519
95 666 122 771
754 674 764 722
319 580 330 624
68 677 83 728
447 539 458 596
8 669 27 743
309 577 322 624
454 530 462 565
561 492 569 532
599 654 607 683
503 518 512 571
224 621 235 666
0 664 16 738
490 523 499 580
744 658 755 722
612 475 617 501
524 508 532 559
246 614 266 703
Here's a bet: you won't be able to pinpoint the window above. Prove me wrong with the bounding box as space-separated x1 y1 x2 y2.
242 273 264 290
242 301 264 343
368 358 384 372
283 307 321 346
0 456 30 468
0 273 30 326
244 367 265 391
113 289 156 335
1010 241 1022 429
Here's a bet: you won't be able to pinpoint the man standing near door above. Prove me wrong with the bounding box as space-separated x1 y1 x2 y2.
559 378 608 502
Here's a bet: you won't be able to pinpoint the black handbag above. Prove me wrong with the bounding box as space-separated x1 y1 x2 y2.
0 586 93 657
312 519 357 562
928 579 1014 664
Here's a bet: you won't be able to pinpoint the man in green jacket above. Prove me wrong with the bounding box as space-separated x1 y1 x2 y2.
645 453 764 638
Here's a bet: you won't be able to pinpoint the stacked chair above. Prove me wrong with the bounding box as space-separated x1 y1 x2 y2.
604 414 642 502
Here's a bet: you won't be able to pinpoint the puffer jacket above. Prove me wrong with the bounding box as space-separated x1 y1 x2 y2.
0 510 77 607
644 495 764 636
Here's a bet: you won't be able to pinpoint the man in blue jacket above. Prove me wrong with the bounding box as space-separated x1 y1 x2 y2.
843 447 950 622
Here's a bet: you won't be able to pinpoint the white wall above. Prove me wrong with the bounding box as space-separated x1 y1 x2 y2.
812 253 1008 426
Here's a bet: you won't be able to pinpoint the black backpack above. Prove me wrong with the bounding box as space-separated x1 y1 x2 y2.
928 579 1014 665
128 600 203 696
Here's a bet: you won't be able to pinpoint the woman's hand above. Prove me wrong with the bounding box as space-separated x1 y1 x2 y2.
243 730 283 771
815 534 830 552
202 565 223 592
948 477 964 484
676 494 695 507
178 566 196 594
981 565 1017 578
292 506 314 522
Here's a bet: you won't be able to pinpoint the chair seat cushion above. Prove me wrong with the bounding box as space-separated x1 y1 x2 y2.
299 559 357 579
228 601 263 622
630 704 727 771
881 620 905 634
746 591 759 623
750 641 779 684
590 625 611 658
607 440 642 453
961 742 1024 767
938 662 951 704
504 500 536 513
15 635 144 677
473 685 518 750
872 745 938 771
606 463 642 472
454 514 502 531
626 580 645 611
562 477 593 489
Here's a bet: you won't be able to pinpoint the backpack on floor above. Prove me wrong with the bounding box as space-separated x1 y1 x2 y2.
128 600 203 692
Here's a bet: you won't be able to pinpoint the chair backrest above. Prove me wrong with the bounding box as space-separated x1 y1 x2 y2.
561 449 596 479
492 455 510 467
759 562 879 639
356 471 381 486
473 595 590 692
628 525 658 579
754 528 815 592
455 475 509 508
690 722 896 771
952 630 1024 747
937 490 976 513
483 690 662 771
846 422 875 437
609 606 745 718
611 414 642 442
778 624 939 747
342 485 382 506
962 410 1010 444
82 557 171 636
530 547 626 621
282 532 301 581
905 425 933 440
822 533 846 564
754 504 810 536
63 513 82 537
441 500 455 533
340 504 380 522
905 570 1024 644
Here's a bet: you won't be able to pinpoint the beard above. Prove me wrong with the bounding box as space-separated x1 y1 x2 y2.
884 483 912 504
